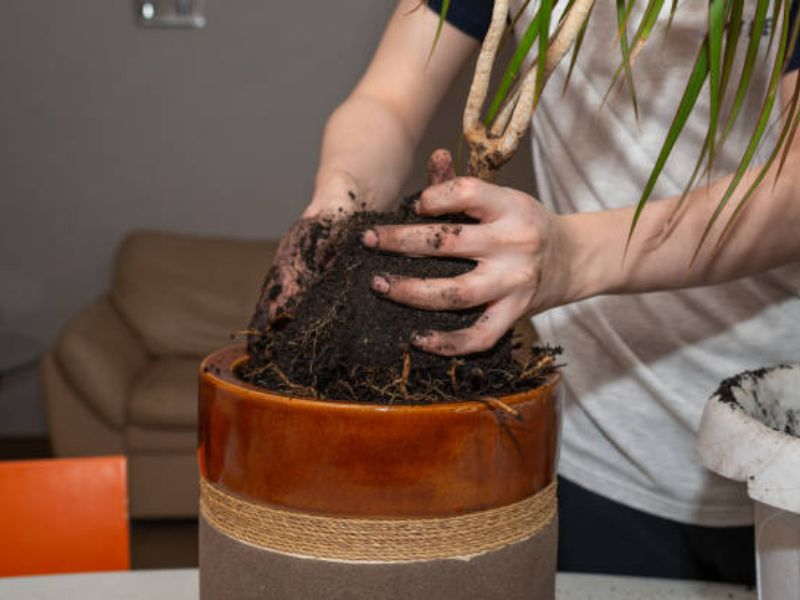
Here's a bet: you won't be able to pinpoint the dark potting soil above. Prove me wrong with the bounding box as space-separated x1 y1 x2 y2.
241 196 560 404
716 365 799 438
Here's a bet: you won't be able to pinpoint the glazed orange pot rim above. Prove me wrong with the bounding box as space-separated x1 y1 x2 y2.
202 345 561 415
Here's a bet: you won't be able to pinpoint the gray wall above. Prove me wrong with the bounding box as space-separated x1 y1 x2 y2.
0 1 533 435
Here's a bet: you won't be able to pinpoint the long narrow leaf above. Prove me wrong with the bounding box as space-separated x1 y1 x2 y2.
716 70 800 251
616 0 640 119
682 0 741 191
666 0 680 34
558 0 577 25
485 7 543 125
772 5 800 183
602 0 665 115
705 0 729 177
691 0 788 263
626 40 710 249
765 0 783 58
426 0 452 65
719 0 770 145
535 0 555 104
499 0 533 53
719 0 744 101
562 1 595 95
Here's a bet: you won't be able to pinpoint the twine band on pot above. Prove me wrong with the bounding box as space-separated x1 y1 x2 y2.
200 477 557 562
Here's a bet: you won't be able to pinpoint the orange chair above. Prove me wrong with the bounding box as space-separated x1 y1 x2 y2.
0 455 130 577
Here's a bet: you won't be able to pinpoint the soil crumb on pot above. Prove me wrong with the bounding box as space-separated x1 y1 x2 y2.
241 196 561 404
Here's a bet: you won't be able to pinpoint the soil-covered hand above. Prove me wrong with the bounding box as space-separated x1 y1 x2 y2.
248 151 458 356
247 176 363 354
361 169 575 357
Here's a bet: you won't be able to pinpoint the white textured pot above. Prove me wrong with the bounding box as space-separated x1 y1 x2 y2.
697 365 800 600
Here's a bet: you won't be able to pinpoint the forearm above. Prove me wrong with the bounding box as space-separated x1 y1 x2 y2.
306 0 477 217
562 150 800 302
310 93 417 215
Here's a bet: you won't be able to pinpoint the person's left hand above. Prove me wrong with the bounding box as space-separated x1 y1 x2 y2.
361 169 575 356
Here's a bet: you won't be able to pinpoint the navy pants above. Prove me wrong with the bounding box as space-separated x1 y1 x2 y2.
557 476 756 585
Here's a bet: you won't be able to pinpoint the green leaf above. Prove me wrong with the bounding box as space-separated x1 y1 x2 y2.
601 0 664 116
535 0 555 104
666 0 679 34
772 3 800 184
719 0 744 101
630 0 667 50
616 0 640 119
558 0 578 24
716 71 800 251
499 0 533 53
676 0 739 202
426 0 452 66
561 1 595 95
705 0 728 176
626 40 710 251
765 0 783 57
690 0 788 264
485 6 544 126
774 101 800 182
719 0 770 146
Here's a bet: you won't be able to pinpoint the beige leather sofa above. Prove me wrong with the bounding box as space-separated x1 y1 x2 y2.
42 231 277 518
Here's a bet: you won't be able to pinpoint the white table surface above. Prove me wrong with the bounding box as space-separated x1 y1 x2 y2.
0 569 756 599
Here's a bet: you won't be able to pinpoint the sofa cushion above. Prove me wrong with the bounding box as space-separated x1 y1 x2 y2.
129 358 200 428
55 296 150 428
112 230 278 357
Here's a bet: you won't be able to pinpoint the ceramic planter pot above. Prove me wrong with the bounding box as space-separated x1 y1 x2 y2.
697 364 800 600
198 345 561 600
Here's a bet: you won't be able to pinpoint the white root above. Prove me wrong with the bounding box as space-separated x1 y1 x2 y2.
465 0 597 180
463 0 511 135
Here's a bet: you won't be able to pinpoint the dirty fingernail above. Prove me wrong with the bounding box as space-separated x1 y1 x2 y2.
372 275 390 294
410 330 432 346
362 229 378 248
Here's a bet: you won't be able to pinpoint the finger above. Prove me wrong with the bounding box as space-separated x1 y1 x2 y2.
372 267 506 311
410 297 520 356
426 149 455 186
418 177 518 221
362 223 492 258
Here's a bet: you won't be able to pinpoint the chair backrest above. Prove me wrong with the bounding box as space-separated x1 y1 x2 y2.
0 455 130 577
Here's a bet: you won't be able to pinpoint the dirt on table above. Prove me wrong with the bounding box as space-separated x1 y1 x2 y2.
241 196 560 404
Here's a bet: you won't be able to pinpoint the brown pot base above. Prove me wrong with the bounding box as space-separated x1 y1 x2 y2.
199 512 557 600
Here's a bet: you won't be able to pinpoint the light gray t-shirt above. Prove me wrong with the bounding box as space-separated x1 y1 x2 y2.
512 0 800 525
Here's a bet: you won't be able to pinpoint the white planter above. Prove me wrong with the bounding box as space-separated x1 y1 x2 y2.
697 365 800 600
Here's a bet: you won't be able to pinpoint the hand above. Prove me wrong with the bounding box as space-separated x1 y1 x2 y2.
249 150 459 347
361 169 575 356
247 172 361 347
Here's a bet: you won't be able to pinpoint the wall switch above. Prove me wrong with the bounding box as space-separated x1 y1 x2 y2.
137 0 206 28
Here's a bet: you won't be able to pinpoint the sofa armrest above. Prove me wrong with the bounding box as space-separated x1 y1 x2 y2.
54 295 150 428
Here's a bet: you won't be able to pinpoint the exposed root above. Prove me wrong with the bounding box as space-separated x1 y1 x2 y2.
448 358 465 393
481 396 521 418
267 363 318 398
464 0 597 180
400 349 411 401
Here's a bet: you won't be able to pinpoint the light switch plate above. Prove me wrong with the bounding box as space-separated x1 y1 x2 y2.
136 0 206 28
